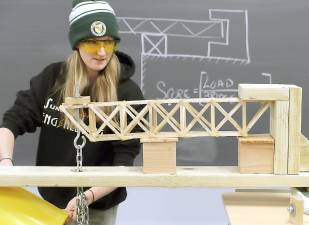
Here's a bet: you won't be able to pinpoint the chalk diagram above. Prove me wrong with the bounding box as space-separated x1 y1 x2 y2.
118 9 271 99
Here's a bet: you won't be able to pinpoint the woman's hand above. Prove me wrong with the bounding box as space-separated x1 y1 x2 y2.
63 187 116 224
64 196 78 224
64 192 93 224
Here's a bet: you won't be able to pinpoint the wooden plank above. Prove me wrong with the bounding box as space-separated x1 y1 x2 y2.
238 84 289 100
242 101 247 136
149 103 157 134
288 86 302 174
120 102 127 136
1 166 309 187
141 138 178 143
238 134 274 144
87 98 241 107
270 101 290 174
64 96 91 105
211 100 216 135
179 100 186 136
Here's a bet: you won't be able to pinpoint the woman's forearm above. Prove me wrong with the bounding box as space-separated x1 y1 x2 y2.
85 187 117 205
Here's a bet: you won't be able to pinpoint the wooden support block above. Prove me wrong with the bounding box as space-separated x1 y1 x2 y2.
271 101 289 174
64 96 91 105
288 86 302 174
141 138 178 174
238 84 290 100
238 135 274 174
288 192 304 225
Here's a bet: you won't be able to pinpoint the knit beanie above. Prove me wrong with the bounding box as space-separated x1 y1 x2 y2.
69 0 120 49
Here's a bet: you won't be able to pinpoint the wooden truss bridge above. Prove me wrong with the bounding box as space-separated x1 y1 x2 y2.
58 84 308 175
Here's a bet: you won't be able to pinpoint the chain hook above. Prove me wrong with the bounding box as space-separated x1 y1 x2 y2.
74 130 86 150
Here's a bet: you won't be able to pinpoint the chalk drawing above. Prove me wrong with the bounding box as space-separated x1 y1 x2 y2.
117 9 250 94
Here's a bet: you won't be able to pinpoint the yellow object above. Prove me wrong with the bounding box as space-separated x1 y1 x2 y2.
0 187 68 225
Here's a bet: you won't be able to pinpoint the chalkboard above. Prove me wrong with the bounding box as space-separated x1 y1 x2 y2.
0 0 308 166
114 0 309 166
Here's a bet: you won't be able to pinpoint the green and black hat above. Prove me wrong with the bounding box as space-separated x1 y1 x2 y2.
69 0 120 49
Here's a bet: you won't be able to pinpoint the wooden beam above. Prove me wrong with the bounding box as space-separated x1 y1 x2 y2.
238 84 289 101
1 166 309 187
271 101 289 174
288 85 302 174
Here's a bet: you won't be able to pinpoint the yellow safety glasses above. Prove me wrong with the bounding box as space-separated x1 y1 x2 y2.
79 40 118 54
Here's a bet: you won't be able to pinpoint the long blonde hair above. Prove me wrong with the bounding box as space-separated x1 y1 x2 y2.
56 50 120 127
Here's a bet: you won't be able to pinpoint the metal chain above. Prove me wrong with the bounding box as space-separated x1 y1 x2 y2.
73 130 89 225
76 187 89 225
72 81 90 225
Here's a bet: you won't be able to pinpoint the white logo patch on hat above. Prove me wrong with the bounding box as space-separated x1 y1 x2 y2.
90 21 106 36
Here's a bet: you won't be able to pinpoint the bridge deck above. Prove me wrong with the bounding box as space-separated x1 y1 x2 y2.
1 166 308 187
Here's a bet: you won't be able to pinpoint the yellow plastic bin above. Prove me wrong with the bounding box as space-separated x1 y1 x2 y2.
0 187 68 225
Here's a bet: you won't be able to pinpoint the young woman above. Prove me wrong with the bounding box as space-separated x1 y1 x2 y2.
0 1 144 224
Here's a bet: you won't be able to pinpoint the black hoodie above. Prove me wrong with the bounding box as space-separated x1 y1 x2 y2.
1 51 144 209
